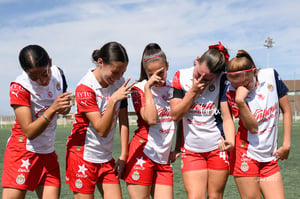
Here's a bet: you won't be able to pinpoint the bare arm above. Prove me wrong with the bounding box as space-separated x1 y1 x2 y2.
114 107 130 178
169 120 183 163
273 95 292 160
219 101 235 152
15 92 72 139
170 74 206 122
86 79 134 137
139 67 166 125
235 86 258 133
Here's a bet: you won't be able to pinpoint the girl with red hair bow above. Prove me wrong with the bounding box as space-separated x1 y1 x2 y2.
169 42 235 199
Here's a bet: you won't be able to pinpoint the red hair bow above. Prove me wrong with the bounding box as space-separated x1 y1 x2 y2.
209 41 229 62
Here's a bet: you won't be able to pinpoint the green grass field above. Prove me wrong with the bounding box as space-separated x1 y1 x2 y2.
0 122 299 199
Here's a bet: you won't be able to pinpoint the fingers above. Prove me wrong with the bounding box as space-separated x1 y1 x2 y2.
154 67 164 75
123 78 131 87
114 159 126 178
196 73 205 83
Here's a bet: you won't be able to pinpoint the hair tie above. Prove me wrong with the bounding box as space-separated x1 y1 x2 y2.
143 56 166 63
209 41 230 62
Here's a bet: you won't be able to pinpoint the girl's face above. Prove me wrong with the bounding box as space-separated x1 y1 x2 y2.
145 59 168 87
227 69 257 90
193 61 216 86
98 60 127 87
27 65 51 86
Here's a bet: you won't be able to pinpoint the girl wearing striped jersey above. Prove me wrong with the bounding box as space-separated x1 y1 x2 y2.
169 42 235 199
2 45 72 199
66 42 134 199
124 43 181 199
226 50 292 199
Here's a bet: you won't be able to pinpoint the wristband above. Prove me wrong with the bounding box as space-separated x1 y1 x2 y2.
42 114 51 122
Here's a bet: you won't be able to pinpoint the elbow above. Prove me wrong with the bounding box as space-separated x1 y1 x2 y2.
146 119 158 126
171 115 182 123
249 126 258 134
23 130 37 140
96 130 109 138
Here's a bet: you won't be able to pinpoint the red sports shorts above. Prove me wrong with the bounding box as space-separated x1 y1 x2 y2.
66 148 119 194
181 147 229 172
1 147 60 191
229 146 280 177
124 135 173 186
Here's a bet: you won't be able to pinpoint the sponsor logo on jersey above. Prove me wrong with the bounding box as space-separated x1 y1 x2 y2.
11 91 19 98
134 157 146 170
18 159 31 173
253 102 278 122
77 164 88 178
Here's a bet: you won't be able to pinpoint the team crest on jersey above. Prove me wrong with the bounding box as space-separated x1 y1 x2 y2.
16 174 25 185
132 171 140 181
241 162 249 172
75 179 83 189
56 83 61 91
267 84 273 91
209 84 215 92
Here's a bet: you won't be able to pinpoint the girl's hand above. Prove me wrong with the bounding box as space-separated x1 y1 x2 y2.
235 86 249 105
273 145 290 161
145 67 165 88
114 159 126 178
169 150 181 163
218 136 234 152
191 73 207 95
111 78 135 102
51 92 72 114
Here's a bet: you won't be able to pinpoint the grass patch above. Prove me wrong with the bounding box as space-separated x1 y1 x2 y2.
0 121 299 198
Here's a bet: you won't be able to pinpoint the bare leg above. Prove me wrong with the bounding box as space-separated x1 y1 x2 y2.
152 184 173 199
260 172 285 199
36 185 60 199
2 187 27 199
127 183 151 199
182 170 208 199
73 192 94 199
97 183 122 199
207 169 228 199
234 176 261 199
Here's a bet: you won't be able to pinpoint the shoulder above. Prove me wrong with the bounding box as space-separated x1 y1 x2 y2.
132 80 146 91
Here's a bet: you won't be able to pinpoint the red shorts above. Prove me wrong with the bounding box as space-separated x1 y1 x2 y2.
66 148 119 194
181 148 229 172
229 147 280 177
123 135 173 186
1 147 60 191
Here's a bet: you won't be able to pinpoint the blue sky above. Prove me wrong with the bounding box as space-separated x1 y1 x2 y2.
0 0 299 115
